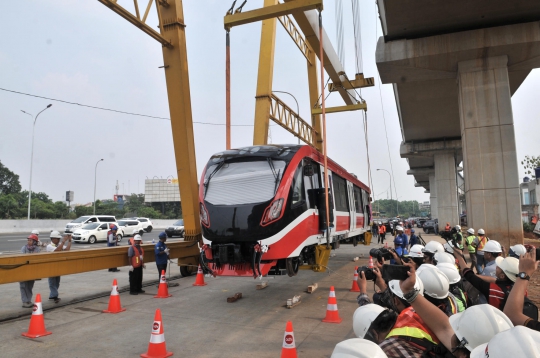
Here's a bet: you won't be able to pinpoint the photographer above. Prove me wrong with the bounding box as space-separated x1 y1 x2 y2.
480 241 503 277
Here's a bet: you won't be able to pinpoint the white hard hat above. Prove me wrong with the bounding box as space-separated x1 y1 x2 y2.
353 304 386 339
509 244 527 257
467 228 475 235
415 263 435 275
331 338 388 358
50 230 62 239
477 228 485 235
134 234 142 241
396 226 404 231
443 242 454 254
31 229 40 235
409 244 425 258
495 257 519 282
436 262 460 284
449 304 514 352
469 326 539 358
417 265 449 299
483 240 502 253
388 276 424 300
434 252 455 266
455 225 461 231
423 241 444 255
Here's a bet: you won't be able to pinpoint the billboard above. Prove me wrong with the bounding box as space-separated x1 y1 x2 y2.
144 179 181 203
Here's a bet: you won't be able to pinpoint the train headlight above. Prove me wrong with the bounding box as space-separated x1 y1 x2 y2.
200 203 210 227
261 198 284 226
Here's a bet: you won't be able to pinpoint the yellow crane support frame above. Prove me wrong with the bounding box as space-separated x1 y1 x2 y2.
0 241 200 284
269 94 317 147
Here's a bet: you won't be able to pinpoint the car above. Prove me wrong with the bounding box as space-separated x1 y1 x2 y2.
416 218 427 228
65 215 116 233
117 219 145 237
423 220 438 234
127 217 154 232
165 219 185 238
72 222 119 244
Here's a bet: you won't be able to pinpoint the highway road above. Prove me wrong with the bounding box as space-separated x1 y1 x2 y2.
0 231 183 255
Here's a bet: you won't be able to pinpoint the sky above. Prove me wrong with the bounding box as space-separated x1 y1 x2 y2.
0 1 539 206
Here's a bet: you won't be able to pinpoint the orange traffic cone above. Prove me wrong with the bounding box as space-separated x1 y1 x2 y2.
281 321 298 358
22 294 52 338
192 265 207 286
368 256 374 268
141 309 173 358
350 267 360 292
322 286 342 324
103 279 126 313
155 270 172 298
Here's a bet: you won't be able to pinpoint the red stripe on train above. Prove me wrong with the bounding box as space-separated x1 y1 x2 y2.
335 215 349 231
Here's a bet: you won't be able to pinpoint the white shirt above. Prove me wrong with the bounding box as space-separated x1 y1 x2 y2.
46 242 67 252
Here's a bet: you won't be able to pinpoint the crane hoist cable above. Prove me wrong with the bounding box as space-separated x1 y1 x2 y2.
351 0 363 76
226 28 231 150
335 0 346 67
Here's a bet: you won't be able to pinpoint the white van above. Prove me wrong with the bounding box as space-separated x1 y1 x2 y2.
65 215 117 233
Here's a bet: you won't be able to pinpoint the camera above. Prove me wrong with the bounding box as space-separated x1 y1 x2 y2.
370 247 394 262
440 230 459 249
358 266 376 281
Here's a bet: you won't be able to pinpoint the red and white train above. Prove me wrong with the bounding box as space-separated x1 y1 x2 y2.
199 144 371 277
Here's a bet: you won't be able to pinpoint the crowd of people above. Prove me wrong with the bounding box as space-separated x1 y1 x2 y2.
332 224 540 358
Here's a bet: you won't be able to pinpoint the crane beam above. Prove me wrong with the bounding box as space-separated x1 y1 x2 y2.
269 94 317 147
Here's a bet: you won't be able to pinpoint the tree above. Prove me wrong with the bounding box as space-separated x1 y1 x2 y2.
0 194 18 218
0 160 22 195
522 155 540 178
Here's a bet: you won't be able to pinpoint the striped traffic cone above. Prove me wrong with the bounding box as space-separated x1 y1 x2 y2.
350 267 360 292
103 279 126 313
368 256 374 268
141 309 173 358
22 294 52 338
322 286 342 323
280 321 298 358
154 271 172 298
192 265 207 286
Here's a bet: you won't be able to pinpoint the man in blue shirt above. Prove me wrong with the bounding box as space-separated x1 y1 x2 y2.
393 226 409 257
155 232 170 282
409 229 419 249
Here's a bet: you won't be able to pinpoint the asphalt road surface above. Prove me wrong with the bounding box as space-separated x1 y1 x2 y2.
0 231 183 255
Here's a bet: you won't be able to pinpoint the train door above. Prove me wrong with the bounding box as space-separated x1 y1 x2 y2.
347 182 356 232
331 173 349 233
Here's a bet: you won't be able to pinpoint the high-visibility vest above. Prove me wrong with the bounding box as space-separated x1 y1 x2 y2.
130 245 144 268
465 235 477 253
379 225 386 234
386 307 440 345
477 236 489 251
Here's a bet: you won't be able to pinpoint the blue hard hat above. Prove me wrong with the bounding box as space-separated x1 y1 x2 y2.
110 225 117 230
158 232 167 239
411 229 415 233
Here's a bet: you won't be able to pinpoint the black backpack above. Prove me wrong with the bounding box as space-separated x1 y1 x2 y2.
498 283 539 321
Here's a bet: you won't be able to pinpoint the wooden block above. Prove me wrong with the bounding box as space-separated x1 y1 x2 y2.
256 282 268 290
227 292 242 303
307 283 318 293
286 295 302 309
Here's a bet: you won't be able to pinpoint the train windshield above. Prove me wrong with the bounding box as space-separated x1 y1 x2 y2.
204 160 286 205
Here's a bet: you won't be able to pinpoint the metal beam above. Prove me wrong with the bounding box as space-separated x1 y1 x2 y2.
311 102 367 115
269 94 317 147
97 0 172 48
329 73 375 92
224 0 323 29
278 15 314 65
0 242 199 285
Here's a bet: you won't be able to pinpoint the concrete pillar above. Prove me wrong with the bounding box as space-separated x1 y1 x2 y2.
458 55 523 247
435 152 459 228
429 173 438 220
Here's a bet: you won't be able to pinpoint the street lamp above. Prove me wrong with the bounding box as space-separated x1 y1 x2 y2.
22 104 52 220
376 168 399 216
94 159 104 214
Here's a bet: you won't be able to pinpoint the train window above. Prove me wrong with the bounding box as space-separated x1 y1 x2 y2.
353 187 363 213
291 163 305 206
332 173 349 212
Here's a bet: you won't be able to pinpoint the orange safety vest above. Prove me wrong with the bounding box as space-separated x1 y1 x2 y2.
477 236 488 251
445 224 451 231
131 245 144 268
379 225 386 234
386 306 440 345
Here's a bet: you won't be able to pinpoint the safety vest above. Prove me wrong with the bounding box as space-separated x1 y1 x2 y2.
445 224 451 231
449 290 467 313
477 236 488 251
386 307 440 345
379 225 386 234
465 235 477 253
488 282 513 310
131 245 144 268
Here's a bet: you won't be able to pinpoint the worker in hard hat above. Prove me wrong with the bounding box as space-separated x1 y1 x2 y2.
378 222 386 244
453 245 518 310
422 240 444 265
331 338 389 358
453 225 464 250
416 264 455 316
480 240 503 277
19 234 41 308
352 304 397 344
464 228 478 272
469 326 540 358
128 234 145 295
30 229 47 247
392 226 408 258
46 231 72 303
503 249 540 331
471 228 489 274
437 262 468 313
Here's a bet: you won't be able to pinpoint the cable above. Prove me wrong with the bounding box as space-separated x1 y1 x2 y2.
351 0 363 75
335 0 346 67
0 87 255 127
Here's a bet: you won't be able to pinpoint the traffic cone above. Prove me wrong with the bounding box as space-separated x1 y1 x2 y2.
322 286 342 323
141 309 173 358
368 256 374 268
192 265 207 286
22 294 52 338
103 279 126 313
350 267 360 292
281 321 298 358
154 270 172 298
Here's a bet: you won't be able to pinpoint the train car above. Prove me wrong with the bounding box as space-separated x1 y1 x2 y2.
199 144 372 277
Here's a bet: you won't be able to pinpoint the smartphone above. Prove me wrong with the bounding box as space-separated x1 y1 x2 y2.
382 264 410 282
